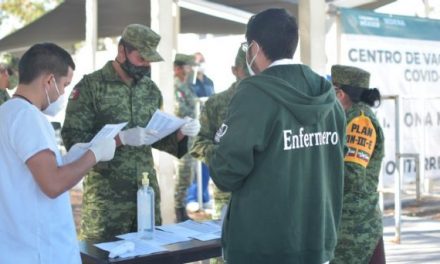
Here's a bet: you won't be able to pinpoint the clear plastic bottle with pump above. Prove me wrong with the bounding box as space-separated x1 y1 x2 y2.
137 172 155 239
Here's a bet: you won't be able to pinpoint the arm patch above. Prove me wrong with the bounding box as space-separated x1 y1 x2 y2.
69 87 80 100
344 112 376 167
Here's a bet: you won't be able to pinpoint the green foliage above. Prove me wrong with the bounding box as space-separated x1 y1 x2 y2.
0 0 62 25
0 52 19 70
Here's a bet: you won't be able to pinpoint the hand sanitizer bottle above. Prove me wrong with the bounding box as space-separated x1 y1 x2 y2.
137 172 155 239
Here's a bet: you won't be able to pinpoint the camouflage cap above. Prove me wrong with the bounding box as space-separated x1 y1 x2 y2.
331 65 370 88
174 53 196 66
235 44 250 77
235 45 246 68
121 24 163 62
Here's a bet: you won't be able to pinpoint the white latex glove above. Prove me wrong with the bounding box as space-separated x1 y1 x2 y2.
119 126 152 147
62 142 91 165
144 129 160 145
180 117 201 137
108 241 135 258
89 138 116 162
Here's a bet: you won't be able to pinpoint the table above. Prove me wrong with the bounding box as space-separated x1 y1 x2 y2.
79 238 222 264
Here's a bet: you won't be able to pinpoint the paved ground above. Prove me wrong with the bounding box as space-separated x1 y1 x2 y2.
383 192 440 263
384 215 440 263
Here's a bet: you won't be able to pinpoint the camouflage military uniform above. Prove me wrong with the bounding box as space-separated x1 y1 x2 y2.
174 75 197 210
0 90 9 105
332 103 385 264
190 81 241 220
61 62 187 242
331 65 385 264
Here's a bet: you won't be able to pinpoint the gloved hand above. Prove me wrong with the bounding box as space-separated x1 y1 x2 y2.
119 126 150 147
62 142 91 165
144 129 160 145
89 138 116 162
180 117 201 137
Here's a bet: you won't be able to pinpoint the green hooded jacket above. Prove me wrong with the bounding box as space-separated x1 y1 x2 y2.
210 64 346 264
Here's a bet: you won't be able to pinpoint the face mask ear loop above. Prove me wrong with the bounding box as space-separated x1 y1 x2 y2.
45 87 51 106
249 42 260 67
246 41 260 76
52 77 61 96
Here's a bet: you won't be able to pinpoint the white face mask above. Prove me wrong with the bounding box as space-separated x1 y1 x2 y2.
245 42 259 76
197 63 205 73
43 78 66 117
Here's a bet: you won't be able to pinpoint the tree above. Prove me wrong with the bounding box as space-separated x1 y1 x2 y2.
0 0 61 68
0 0 61 25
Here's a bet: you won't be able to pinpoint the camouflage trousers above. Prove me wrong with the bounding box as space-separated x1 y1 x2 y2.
174 153 195 209
210 185 230 264
331 215 382 264
79 170 162 242
212 185 230 221
80 198 163 242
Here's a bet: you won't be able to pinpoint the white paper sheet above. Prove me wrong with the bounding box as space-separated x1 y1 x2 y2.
144 110 187 144
156 224 202 238
91 122 128 143
94 239 167 259
117 230 191 246
190 232 221 241
156 220 221 241
178 220 221 234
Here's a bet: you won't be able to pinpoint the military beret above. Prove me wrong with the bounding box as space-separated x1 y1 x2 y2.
174 53 196 66
331 65 370 89
121 24 163 62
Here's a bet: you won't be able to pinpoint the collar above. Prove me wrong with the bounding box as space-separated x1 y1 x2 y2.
101 61 122 82
268 58 296 68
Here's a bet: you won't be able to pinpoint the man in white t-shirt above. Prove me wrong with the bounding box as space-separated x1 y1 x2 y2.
0 43 116 264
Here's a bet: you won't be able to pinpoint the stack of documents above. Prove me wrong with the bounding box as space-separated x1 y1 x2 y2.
94 220 221 259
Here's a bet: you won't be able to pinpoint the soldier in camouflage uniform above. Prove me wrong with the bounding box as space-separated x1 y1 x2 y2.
190 46 249 227
61 24 193 242
331 65 386 264
0 63 18 105
173 53 197 222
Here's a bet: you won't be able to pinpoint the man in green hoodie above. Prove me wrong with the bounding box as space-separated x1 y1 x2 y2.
209 8 346 264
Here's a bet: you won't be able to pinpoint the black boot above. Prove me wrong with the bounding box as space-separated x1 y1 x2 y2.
175 207 189 222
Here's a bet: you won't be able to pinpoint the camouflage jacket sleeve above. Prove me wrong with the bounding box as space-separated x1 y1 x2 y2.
343 103 384 195
190 97 217 164
0 90 10 105
189 82 238 164
152 131 188 159
61 77 96 150
174 78 197 118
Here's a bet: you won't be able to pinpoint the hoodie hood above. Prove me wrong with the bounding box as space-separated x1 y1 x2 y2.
241 64 336 125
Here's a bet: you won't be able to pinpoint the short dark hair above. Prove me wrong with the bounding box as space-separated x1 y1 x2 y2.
245 8 299 61
19 43 75 84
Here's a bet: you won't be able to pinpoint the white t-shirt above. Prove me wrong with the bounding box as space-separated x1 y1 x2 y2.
0 98 80 264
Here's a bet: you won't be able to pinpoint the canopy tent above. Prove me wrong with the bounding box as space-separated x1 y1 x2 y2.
0 0 299 54
0 0 396 54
